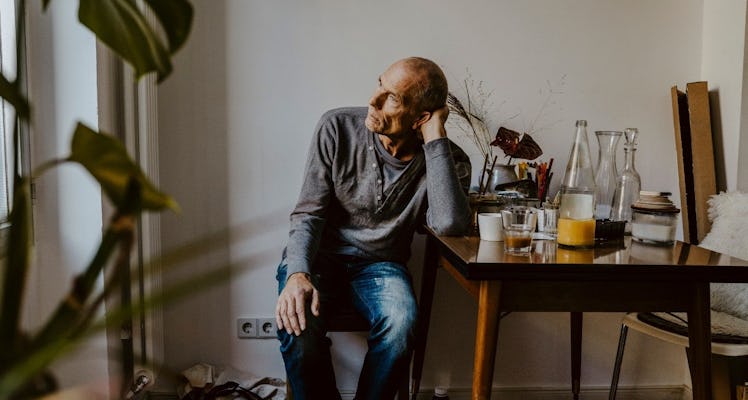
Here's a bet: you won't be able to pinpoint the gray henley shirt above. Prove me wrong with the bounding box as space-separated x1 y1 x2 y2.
284 107 472 278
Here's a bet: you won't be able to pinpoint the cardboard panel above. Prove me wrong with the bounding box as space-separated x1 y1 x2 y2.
670 82 717 244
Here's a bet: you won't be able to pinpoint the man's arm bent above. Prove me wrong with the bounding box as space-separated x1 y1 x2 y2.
421 106 472 235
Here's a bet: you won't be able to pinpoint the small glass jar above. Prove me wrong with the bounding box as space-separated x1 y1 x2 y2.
631 207 679 245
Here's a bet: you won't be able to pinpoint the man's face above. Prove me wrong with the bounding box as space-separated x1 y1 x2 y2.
365 62 423 137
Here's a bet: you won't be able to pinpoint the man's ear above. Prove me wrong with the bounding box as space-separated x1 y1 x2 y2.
412 111 431 130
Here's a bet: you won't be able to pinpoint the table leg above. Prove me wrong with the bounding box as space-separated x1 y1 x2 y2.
411 235 440 400
473 280 503 400
688 282 712 400
570 312 583 400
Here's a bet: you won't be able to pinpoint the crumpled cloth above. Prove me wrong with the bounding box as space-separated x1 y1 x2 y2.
177 363 285 400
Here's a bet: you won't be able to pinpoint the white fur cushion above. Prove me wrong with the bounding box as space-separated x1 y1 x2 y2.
651 310 748 338
699 191 748 321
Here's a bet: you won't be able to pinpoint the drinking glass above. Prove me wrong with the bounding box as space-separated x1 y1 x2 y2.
501 207 537 255
543 202 559 236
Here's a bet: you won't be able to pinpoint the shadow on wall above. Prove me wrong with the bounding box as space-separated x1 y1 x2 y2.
708 89 727 192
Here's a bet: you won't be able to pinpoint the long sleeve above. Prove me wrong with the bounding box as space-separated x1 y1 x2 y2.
423 137 472 235
285 115 337 278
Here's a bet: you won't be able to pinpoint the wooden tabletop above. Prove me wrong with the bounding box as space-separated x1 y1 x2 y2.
436 234 748 282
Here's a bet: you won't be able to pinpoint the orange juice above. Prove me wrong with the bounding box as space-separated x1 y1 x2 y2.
556 247 594 263
557 218 595 247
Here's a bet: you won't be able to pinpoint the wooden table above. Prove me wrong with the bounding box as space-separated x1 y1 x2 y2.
410 232 748 400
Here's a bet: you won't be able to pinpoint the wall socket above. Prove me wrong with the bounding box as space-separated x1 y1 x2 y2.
257 318 277 338
237 318 277 339
237 318 257 338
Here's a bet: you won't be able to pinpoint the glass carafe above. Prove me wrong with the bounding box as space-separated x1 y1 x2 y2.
611 128 641 233
557 120 597 248
593 131 622 220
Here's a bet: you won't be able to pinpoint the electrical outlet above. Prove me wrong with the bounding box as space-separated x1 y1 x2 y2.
257 318 277 338
237 318 257 338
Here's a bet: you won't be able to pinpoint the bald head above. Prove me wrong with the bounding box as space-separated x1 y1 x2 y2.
396 57 448 113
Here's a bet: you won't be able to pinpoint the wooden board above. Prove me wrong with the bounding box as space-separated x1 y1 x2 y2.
670 82 717 244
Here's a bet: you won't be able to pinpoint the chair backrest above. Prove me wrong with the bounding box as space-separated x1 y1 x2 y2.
700 191 748 321
671 82 717 244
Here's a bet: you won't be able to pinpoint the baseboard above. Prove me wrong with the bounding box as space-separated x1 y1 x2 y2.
148 385 690 400
403 385 690 400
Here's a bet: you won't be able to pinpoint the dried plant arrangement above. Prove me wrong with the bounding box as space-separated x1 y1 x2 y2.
447 76 502 163
448 73 565 196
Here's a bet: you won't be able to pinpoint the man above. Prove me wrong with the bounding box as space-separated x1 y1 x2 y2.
275 57 471 400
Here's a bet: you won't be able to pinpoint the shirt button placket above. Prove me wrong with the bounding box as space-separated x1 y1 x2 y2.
370 142 382 206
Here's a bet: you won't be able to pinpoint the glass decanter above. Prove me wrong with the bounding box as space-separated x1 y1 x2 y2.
593 131 622 220
557 120 597 248
610 128 641 233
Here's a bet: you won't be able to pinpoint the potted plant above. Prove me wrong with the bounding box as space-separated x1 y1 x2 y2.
0 1 212 398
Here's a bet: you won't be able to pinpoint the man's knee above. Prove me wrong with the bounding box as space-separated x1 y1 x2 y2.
387 308 417 340
370 301 417 349
278 321 331 355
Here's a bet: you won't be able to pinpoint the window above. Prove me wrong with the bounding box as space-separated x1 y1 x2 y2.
0 0 19 223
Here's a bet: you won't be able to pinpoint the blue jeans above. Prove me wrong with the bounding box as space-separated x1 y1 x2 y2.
276 253 417 400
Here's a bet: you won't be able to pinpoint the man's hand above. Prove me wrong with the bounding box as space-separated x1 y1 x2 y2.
276 272 320 336
419 105 449 143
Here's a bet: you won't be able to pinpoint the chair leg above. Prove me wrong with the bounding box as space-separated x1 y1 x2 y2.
571 312 583 400
728 356 748 400
609 324 629 400
397 373 409 400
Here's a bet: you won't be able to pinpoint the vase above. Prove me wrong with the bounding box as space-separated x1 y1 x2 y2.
593 130 622 220
486 164 517 193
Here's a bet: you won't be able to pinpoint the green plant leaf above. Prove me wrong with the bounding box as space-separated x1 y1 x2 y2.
0 177 32 364
78 0 172 82
144 0 193 53
68 123 179 212
0 74 29 118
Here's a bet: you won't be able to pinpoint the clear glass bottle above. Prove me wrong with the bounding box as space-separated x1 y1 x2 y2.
557 120 597 248
611 128 641 233
593 131 622 220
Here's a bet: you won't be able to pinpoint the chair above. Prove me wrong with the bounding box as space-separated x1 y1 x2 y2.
608 195 748 398
286 309 410 400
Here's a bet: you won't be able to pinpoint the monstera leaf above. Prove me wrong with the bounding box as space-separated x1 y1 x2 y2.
68 123 179 212
143 0 193 53
76 0 193 82
0 75 29 118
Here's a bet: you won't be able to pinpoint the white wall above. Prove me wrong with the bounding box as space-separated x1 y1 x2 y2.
25 0 108 392
701 0 748 191
157 0 720 393
740 3 748 192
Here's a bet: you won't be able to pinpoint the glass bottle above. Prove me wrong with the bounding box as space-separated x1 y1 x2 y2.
611 128 641 233
557 120 597 248
593 131 622 220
